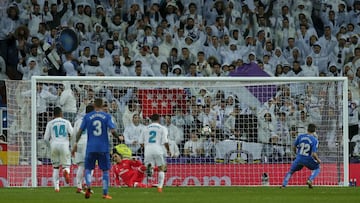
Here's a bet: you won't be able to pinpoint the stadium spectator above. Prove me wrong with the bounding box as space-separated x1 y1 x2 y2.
62 53 78 76
83 55 103 76
257 111 276 144
48 0 69 29
58 81 77 124
17 58 42 80
195 51 212 76
92 5 110 33
301 56 319 76
159 62 169 77
123 113 144 156
150 46 167 76
97 45 113 71
183 129 204 158
224 104 243 138
68 3 92 33
21 83 58 134
164 114 183 154
106 54 129 76
20 3 52 37
203 128 218 158
261 133 285 163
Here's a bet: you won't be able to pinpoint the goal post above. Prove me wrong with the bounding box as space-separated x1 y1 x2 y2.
4 76 349 187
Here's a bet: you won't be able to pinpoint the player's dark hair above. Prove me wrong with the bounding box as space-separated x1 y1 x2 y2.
53 107 62 117
307 123 316 133
85 104 94 113
94 98 103 108
150 113 160 122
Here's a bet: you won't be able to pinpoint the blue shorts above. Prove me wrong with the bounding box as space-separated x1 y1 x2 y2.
290 157 320 172
85 152 111 171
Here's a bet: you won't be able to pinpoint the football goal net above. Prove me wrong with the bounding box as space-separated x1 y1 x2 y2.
3 76 348 187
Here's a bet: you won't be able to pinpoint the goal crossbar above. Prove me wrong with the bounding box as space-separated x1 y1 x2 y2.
26 76 349 187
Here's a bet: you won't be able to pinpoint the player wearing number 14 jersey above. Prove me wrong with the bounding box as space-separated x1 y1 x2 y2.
44 107 74 192
281 123 321 188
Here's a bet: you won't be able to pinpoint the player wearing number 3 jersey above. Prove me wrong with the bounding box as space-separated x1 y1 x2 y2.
140 113 170 193
72 98 120 199
44 107 74 192
281 123 321 188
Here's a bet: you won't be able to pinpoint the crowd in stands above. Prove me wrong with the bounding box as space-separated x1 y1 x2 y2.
1 0 360 164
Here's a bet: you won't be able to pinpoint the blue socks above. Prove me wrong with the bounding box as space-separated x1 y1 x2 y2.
309 168 320 181
102 170 109 195
282 171 293 187
85 169 92 187
85 169 110 195
282 167 320 187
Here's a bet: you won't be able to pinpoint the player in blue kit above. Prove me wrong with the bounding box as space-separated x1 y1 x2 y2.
281 123 321 188
72 98 120 199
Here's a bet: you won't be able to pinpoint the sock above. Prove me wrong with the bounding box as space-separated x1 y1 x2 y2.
85 169 92 188
158 171 165 188
53 168 59 190
282 171 293 187
102 170 109 195
76 165 84 189
309 168 320 182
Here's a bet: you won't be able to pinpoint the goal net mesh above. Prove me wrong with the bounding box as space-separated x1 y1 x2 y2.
4 77 347 187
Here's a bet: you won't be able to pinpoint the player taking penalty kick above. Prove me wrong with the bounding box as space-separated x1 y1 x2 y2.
281 123 321 188
140 113 170 193
72 98 120 199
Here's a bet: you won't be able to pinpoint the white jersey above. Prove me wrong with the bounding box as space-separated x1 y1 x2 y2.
73 117 87 164
140 122 169 155
44 117 73 145
44 117 73 167
73 117 87 145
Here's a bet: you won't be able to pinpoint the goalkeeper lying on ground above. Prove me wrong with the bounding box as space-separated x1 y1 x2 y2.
112 150 153 188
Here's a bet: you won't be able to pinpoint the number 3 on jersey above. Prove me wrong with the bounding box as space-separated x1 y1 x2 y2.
299 142 310 156
93 120 102 136
148 131 156 143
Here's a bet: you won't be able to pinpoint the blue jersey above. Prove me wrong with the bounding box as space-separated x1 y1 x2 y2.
294 133 318 160
80 111 116 153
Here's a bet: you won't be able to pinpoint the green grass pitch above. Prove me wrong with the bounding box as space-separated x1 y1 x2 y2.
1 186 359 203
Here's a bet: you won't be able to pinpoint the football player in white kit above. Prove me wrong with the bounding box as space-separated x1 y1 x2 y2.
140 114 170 193
44 107 74 192
72 105 94 193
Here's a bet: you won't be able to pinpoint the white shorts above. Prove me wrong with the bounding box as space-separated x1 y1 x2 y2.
50 142 71 168
144 150 166 167
74 142 86 164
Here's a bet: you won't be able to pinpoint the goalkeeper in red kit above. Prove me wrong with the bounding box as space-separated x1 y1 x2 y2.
112 151 150 188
